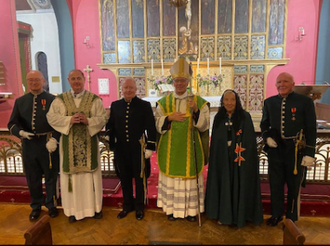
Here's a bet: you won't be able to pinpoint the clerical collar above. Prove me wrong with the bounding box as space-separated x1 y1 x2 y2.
71 89 85 98
174 91 188 100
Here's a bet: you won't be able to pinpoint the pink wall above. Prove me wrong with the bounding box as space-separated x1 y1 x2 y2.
0 0 22 129
266 0 321 97
0 0 323 129
68 0 117 109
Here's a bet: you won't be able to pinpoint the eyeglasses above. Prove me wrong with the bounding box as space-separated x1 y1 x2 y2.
27 78 42 83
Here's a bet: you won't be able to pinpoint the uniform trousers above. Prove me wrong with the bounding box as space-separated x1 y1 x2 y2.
267 140 305 221
22 136 59 211
114 141 145 211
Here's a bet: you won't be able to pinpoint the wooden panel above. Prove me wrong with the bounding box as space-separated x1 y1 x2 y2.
201 0 215 35
100 0 115 51
163 1 176 36
132 0 144 38
235 0 249 33
315 102 330 122
218 0 232 34
252 0 266 33
116 0 130 39
268 0 285 45
147 0 160 37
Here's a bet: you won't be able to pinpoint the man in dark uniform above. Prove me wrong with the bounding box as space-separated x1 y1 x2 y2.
106 77 157 220
7 70 60 221
260 72 317 226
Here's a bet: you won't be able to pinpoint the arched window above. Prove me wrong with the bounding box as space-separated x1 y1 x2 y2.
36 52 49 92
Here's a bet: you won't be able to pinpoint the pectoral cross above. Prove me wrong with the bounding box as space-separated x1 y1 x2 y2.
84 65 93 91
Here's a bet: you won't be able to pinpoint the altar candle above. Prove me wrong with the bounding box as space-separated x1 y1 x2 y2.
197 58 200 75
219 57 222 75
207 58 209 75
151 59 154 75
161 59 164 75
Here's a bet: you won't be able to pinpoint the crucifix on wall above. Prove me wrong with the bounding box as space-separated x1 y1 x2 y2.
84 65 93 91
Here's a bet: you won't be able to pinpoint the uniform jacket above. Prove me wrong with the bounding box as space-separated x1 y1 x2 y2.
260 91 316 157
8 91 60 141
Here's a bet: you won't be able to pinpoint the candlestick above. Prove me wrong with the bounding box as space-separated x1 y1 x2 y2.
207 58 209 75
197 58 200 75
151 59 154 75
161 59 164 76
219 57 222 75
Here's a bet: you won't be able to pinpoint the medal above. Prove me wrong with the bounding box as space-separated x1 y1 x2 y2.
41 99 46 110
291 107 296 121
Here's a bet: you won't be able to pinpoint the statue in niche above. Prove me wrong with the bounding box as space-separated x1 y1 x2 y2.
178 26 194 55
179 0 197 56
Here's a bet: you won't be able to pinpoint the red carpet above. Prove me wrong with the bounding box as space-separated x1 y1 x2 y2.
1 153 329 217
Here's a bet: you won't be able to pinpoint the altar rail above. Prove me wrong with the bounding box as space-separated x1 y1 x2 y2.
1 130 330 183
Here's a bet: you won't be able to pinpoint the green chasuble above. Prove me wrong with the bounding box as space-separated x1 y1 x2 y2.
157 93 209 179
58 91 99 174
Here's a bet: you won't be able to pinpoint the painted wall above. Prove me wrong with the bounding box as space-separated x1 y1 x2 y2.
266 0 321 97
316 0 330 104
16 12 62 94
0 0 22 129
51 0 75 92
67 0 116 108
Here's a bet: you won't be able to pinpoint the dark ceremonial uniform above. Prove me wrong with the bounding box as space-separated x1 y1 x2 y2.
206 110 264 228
260 91 316 221
8 91 60 211
106 96 156 212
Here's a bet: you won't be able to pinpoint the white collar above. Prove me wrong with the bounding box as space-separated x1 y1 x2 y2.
71 89 85 98
174 91 188 100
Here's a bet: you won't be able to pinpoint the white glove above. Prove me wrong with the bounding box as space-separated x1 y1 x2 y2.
144 149 153 159
266 137 278 148
46 137 58 153
19 130 34 140
301 156 315 167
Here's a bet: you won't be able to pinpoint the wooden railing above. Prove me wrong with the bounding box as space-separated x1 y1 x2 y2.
1 130 330 183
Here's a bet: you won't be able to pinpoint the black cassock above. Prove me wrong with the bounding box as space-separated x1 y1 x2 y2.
106 96 156 211
205 110 264 228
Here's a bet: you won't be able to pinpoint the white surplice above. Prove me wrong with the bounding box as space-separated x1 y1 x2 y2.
47 90 108 220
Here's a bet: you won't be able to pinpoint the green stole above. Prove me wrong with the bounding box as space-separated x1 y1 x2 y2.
58 91 99 176
157 93 209 179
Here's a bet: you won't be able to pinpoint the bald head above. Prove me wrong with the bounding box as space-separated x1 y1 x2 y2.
26 70 45 94
276 72 295 97
122 77 137 101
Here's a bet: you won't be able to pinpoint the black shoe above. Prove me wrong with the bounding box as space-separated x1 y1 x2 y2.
68 216 77 223
186 216 197 222
136 210 144 220
266 216 283 226
167 214 177 221
48 207 59 218
29 209 41 221
94 211 103 219
117 210 132 219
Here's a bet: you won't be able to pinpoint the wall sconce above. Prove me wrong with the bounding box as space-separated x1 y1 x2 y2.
298 27 306 41
83 36 91 48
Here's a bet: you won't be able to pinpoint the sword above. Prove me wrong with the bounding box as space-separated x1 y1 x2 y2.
139 133 148 205
294 129 304 175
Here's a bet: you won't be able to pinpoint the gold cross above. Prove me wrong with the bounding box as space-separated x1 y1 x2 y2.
84 65 93 91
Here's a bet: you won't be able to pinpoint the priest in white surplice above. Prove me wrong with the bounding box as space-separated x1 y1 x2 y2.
47 69 108 223
155 57 210 222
